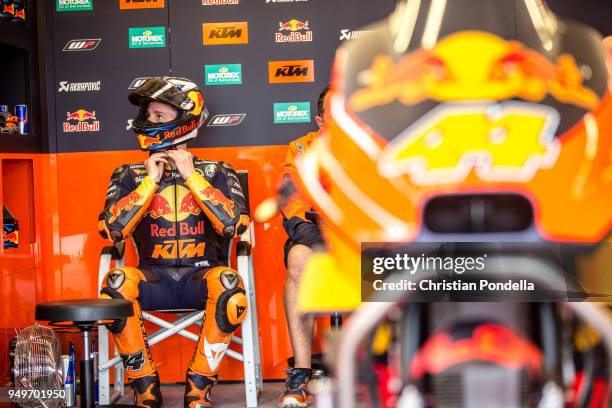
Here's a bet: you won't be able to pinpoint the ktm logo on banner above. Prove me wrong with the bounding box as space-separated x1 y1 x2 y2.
268 60 314 83
119 0 165 9
202 22 248 45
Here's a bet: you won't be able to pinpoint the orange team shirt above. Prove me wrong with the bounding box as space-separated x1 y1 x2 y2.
280 131 319 222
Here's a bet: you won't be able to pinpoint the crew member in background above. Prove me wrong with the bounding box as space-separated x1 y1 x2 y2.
605 36 612 80
278 86 329 408
98 77 250 408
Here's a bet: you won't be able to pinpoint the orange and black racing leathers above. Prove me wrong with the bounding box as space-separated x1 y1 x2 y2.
281 132 324 265
98 157 250 379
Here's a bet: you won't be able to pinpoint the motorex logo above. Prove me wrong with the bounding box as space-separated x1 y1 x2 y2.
274 102 310 124
129 27 166 48
57 0 92 11
205 64 242 85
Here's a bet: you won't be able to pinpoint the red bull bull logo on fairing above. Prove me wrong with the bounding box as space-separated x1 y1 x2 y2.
341 31 600 185
350 31 599 111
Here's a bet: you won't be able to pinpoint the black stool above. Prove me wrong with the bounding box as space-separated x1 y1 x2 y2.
35 299 133 408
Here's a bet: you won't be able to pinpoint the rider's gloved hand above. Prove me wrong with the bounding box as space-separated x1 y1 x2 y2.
165 149 195 180
144 152 168 183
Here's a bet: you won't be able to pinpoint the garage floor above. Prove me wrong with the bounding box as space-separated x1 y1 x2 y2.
117 381 286 407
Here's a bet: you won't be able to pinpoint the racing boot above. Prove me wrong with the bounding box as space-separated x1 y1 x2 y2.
279 368 313 407
130 372 162 408
184 370 217 408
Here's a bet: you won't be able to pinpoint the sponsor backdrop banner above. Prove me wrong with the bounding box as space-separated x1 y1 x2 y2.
51 0 397 152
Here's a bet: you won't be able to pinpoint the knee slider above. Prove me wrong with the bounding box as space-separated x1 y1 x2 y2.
100 286 128 334
214 269 247 333
101 267 141 334
103 267 140 299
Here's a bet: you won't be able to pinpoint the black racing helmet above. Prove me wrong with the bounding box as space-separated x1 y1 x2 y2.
128 76 209 151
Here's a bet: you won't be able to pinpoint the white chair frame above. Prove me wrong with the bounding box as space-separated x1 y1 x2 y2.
96 172 263 407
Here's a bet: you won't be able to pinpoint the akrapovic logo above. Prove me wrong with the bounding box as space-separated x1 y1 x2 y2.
339 29 372 41
58 81 102 92
202 22 248 45
128 77 150 89
63 39 101 51
207 114 246 127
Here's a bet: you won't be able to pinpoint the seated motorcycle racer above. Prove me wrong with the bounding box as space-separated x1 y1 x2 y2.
98 76 249 408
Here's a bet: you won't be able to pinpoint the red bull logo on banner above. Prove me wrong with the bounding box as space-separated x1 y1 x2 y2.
349 31 600 112
63 109 100 132
276 19 312 43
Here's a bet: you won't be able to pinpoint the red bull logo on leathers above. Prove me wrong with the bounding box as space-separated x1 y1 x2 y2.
108 191 146 224
146 185 203 222
350 31 600 112
147 194 173 220
178 192 202 217
63 109 100 132
200 186 235 218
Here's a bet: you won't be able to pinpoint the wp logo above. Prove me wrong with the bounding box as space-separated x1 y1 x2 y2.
63 39 101 51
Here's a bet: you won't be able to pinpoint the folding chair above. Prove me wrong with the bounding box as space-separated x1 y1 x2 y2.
97 171 263 407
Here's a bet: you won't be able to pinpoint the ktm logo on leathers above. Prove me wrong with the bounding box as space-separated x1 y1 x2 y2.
152 239 205 259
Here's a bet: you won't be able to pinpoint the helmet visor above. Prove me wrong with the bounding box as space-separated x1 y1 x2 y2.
129 77 193 110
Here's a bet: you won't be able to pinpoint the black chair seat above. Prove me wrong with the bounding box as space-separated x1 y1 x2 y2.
35 299 133 323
